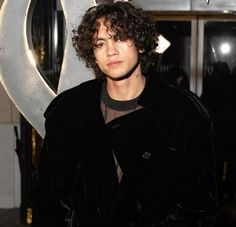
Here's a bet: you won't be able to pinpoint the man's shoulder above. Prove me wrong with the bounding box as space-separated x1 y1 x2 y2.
168 86 211 122
44 78 102 119
148 73 210 120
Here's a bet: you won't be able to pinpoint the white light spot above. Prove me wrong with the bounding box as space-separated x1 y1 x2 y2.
220 42 231 55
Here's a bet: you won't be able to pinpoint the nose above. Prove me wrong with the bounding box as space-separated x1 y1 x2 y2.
107 40 118 56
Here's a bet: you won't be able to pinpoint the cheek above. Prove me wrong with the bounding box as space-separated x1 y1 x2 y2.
129 49 139 61
124 43 138 57
94 51 104 64
94 52 100 64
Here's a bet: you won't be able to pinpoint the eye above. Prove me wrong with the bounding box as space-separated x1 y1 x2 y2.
94 42 104 49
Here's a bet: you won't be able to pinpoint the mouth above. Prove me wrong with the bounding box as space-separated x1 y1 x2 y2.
107 61 122 67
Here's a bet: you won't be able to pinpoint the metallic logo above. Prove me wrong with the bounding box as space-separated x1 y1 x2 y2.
0 0 95 137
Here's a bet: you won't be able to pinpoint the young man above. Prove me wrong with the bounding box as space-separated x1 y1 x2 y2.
32 2 218 227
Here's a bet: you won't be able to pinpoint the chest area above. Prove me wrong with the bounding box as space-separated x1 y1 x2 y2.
81 108 181 183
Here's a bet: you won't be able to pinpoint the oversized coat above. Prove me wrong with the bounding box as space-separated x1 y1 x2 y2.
31 73 219 227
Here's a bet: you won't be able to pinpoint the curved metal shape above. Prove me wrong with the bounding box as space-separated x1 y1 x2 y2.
0 0 94 137
0 0 55 137
58 0 94 94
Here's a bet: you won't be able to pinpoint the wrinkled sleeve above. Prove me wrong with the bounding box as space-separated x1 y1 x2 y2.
31 93 81 227
168 96 219 227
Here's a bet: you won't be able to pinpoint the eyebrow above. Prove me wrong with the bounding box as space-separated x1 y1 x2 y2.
94 35 113 43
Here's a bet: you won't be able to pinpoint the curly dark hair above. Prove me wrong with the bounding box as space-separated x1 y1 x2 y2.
72 1 159 77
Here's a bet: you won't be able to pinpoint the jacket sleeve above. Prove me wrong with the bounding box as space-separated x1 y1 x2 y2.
31 93 82 227
161 92 219 227
166 94 219 227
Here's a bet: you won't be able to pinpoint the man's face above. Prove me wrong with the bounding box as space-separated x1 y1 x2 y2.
93 19 139 80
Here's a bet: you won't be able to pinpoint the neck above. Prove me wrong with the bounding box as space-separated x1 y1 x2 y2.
106 66 145 101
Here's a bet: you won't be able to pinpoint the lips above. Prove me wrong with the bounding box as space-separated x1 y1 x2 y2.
107 60 122 67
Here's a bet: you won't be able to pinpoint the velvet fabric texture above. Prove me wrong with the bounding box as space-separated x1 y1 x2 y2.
31 73 219 227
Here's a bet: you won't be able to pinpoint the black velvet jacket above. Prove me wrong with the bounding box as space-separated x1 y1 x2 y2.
31 73 219 227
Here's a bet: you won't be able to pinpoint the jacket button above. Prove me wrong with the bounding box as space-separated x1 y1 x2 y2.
142 151 151 159
136 201 142 211
169 146 176 152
